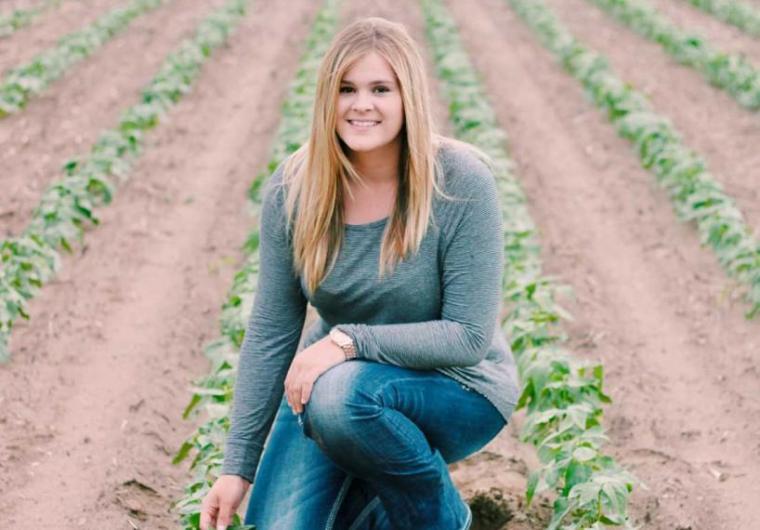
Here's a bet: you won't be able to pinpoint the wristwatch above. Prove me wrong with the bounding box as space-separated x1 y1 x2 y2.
329 326 357 360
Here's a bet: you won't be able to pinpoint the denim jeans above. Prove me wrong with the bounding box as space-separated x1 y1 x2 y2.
244 360 507 530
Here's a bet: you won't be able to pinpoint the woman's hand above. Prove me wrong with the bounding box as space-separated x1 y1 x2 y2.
199 474 250 530
284 336 346 414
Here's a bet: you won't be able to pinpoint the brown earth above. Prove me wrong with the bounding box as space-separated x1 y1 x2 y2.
649 0 760 66
0 0 230 236
556 0 760 235
2 0 49 10
447 0 760 528
0 0 320 527
0 0 134 74
1 0 759 529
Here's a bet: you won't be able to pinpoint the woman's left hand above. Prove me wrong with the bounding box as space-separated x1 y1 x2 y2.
284 336 346 414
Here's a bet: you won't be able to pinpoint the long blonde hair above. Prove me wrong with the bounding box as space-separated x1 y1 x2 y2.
281 16 488 296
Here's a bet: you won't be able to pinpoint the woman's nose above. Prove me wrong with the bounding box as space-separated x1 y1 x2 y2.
351 90 373 111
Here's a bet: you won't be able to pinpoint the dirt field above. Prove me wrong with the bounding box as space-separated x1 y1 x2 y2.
1 1 758 529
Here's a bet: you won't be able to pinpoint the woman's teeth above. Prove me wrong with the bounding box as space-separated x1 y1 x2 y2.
349 120 379 128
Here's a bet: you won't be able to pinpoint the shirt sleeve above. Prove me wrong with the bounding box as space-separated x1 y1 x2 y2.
220 163 307 483
336 161 504 370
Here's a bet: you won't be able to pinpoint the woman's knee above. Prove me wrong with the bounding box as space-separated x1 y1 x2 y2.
302 360 375 447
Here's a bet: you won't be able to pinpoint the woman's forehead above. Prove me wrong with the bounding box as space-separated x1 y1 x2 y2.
342 52 397 83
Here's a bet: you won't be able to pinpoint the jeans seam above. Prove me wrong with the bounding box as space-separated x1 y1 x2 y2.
347 495 382 530
460 501 472 530
325 474 353 530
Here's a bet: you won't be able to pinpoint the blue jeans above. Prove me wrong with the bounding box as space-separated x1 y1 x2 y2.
244 360 507 529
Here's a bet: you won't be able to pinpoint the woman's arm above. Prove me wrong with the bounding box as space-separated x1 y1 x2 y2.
221 164 307 484
337 166 504 370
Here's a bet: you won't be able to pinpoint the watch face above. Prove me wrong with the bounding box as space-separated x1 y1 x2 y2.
330 329 345 345
331 329 346 342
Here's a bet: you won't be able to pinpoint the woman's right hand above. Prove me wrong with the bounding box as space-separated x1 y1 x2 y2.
200 474 251 530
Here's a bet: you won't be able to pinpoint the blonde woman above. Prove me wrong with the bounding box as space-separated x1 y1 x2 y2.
200 16 520 530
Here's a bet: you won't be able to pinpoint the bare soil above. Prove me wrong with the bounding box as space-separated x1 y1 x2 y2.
649 0 760 67
447 0 760 528
1 1 759 529
0 0 320 527
549 0 760 235
0 0 230 235
1 0 136 74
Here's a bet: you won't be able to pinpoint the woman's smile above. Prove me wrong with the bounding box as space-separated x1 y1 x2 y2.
347 119 382 129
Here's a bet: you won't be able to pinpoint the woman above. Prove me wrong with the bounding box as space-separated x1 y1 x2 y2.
200 16 520 530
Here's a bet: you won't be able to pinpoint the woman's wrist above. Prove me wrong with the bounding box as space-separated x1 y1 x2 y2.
329 326 357 360
327 336 348 361
220 473 251 487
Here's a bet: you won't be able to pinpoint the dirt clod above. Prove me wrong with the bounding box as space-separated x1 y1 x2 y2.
467 487 514 530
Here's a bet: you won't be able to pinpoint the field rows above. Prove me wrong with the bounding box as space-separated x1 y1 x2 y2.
0 0 58 38
173 1 341 525
0 0 249 360
0 0 758 528
0 0 323 526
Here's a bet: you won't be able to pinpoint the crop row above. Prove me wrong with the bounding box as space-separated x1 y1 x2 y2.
510 0 760 319
421 0 636 528
686 0 760 39
585 0 760 110
0 0 166 117
0 0 249 362
171 1 341 528
0 0 58 37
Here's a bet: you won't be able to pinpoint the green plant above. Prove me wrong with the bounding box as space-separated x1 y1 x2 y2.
686 0 760 38
171 2 341 527
0 0 59 38
586 0 760 109
421 0 638 527
509 0 760 321
0 0 249 361
0 0 166 117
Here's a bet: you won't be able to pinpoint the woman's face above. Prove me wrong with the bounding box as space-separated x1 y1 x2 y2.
336 51 404 156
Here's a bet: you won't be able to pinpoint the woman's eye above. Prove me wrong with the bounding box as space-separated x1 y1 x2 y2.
339 86 390 94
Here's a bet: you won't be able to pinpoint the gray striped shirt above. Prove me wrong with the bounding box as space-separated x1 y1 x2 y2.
221 142 520 483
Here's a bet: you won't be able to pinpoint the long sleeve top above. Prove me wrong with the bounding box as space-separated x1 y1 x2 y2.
220 141 521 483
